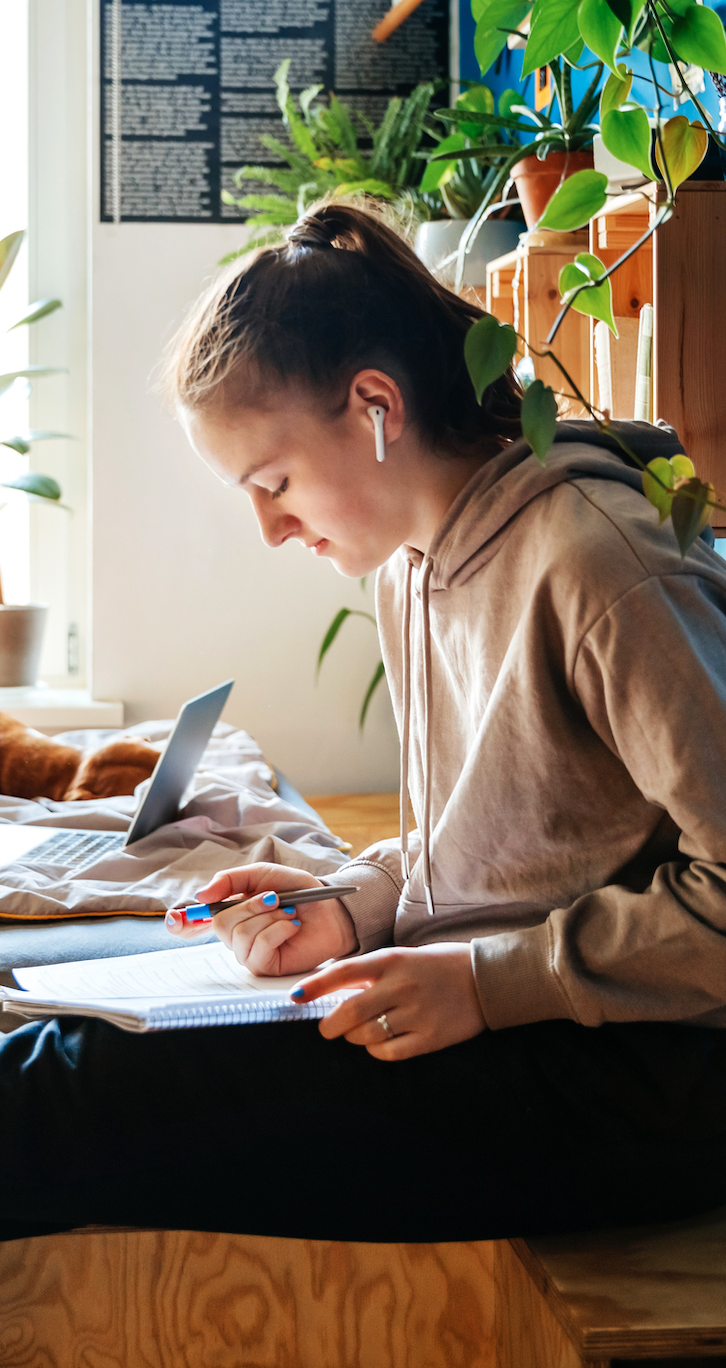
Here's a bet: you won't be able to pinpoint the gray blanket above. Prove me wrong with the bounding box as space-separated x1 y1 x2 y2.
0 721 349 919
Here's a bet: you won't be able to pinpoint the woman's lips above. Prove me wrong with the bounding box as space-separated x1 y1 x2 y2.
311 539 328 555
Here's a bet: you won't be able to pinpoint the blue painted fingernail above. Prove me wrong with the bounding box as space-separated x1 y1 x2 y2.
285 905 297 916
262 892 277 907
291 987 305 999
291 919 301 927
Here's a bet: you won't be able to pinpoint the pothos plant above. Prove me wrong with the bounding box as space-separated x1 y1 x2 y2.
462 0 726 555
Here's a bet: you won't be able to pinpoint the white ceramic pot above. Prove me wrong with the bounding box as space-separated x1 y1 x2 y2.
0 604 48 686
415 217 522 287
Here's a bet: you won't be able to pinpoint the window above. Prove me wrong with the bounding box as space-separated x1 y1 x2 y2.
0 0 89 687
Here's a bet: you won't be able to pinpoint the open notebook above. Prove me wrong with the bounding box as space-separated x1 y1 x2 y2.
0 941 355 1033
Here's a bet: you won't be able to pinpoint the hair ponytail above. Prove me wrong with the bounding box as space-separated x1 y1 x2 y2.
164 200 522 457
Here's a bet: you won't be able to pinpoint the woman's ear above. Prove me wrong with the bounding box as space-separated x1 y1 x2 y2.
349 370 406 444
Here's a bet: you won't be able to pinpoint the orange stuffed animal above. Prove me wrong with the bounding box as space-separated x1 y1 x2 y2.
0 712 159 802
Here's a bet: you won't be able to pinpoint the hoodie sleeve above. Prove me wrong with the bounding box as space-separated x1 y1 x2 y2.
471 570 726 1030
322 834 422 954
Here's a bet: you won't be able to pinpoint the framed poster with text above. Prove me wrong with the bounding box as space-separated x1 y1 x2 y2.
100 0 450 223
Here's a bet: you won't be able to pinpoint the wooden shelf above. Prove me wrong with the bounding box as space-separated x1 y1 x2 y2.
485 181 726 531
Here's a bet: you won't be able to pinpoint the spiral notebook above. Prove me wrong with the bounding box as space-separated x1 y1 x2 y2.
0 941 355 1034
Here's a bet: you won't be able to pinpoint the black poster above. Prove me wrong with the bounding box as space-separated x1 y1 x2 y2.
100 0 450 223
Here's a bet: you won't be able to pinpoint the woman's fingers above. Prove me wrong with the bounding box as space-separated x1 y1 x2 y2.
236 916 302 976
196 862 323 906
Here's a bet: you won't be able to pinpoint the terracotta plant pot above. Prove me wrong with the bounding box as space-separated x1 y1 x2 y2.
0 604 48 686
511 151 595 228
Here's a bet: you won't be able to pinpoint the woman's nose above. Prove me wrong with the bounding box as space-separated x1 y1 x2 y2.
250 492 300 548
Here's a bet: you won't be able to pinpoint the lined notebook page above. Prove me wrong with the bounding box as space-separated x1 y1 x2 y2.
13 941 303 1004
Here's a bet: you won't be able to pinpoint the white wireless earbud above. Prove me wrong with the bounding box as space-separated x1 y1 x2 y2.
367 405 386 463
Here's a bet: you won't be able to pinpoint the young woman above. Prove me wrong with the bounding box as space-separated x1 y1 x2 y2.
1 201 726 1243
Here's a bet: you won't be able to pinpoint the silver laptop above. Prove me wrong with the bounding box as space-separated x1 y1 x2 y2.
0 679 234 876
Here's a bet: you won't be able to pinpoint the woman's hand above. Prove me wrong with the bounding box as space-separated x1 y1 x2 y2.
165 862 358 976
292 944 486 1059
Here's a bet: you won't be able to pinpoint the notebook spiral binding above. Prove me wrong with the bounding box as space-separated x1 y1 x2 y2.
147 995 343 1031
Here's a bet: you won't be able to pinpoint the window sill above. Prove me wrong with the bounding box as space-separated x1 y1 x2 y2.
0 687 124 734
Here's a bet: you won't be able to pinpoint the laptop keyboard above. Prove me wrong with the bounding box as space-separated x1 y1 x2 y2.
22 830 125 869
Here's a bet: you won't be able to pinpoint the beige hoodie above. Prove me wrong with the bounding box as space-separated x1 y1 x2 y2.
326 420 726 1030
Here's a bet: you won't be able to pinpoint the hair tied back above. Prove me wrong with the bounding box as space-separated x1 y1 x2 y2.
287 217 339 252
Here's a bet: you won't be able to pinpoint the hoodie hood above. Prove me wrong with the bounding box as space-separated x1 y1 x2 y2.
397 420 689 916
405 420 687 592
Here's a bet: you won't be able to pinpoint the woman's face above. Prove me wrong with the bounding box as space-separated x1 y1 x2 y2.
184 372 434 577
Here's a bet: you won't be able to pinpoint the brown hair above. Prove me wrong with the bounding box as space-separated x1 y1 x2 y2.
163 200 522 457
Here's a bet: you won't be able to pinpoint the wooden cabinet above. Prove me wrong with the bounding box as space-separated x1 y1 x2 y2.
485 181 726 532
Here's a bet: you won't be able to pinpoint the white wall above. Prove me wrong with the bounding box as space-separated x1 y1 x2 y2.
89 219 400 793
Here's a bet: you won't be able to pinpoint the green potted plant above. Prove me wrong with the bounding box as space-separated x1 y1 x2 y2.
0 229 69 686
221 60 438 256
435 48 603 228
414 82 525 284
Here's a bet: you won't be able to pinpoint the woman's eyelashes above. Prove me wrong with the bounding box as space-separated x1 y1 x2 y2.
271 477 289 500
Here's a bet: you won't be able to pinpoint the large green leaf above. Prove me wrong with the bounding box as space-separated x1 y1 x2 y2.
578 0 622 71
521 380 558 464
1 430 71 454
600 64 632 119
605 0 645 40
671 4 726 74
0 230 24 294
601 106 656 180
655 116 708 190
464 316 518 404
559 252 617 334
522 0 581 76
1 473 62 502
8 298 62 330
475 0 531 74
316 606 376 676
0 366 66 400
537 168 608 231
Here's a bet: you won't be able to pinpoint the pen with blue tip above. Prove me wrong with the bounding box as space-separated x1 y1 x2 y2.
173 884 360 927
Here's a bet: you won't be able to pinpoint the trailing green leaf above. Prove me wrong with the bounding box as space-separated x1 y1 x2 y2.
655 116 708 190
537 168 608 231
475 0 531 74
601 106 656 180
522 0 581 77
521 380 558 464
464 315 518 403
600 64 633 120
642 453 694 522
671 477 714 555
559 252 618 334
577 0 622 71
671 3 726 75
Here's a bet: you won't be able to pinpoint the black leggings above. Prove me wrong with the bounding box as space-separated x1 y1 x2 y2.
2 1014 726 1243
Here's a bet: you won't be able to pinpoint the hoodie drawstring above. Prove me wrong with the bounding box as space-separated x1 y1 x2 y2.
399 560 412 883
420 557 435 915
399 555 436 915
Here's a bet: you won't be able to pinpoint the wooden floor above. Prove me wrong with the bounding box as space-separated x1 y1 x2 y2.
305 792 411 858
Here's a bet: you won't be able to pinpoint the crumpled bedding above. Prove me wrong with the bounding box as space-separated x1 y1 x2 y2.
0 721 349 920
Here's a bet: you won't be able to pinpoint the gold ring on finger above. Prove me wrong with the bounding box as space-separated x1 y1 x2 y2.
377 1012 395 1040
